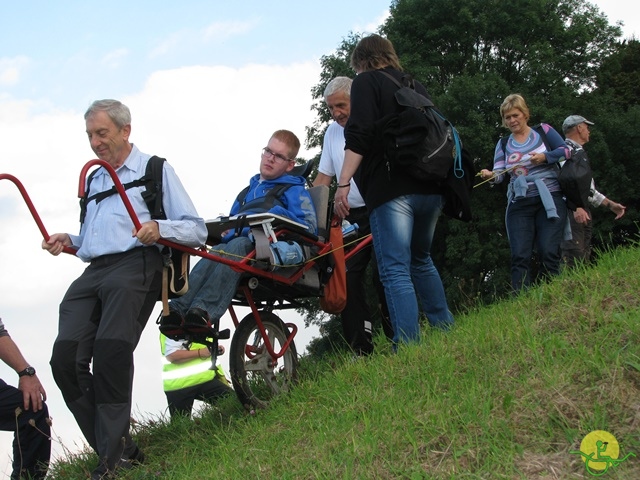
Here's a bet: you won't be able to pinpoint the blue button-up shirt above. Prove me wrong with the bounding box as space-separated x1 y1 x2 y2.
69 145 207 262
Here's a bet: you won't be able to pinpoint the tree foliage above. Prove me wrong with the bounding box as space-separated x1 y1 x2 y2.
299 0 640 353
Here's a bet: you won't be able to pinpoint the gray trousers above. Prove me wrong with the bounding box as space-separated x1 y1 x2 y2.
50 247 162 469
562 213 593 267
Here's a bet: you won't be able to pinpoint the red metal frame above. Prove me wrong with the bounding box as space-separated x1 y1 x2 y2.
2 159 372 362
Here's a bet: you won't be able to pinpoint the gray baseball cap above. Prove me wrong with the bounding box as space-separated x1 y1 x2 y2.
562 115 594 133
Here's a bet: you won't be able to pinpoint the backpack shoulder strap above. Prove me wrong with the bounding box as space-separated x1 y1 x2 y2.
79 155 167 225
236 183 294 213
378 70 403 89
500 124 551 156
532 124 552 151
79 167 101 224
236 183 293 206
269 183 293 203
378 69 418 89
500 136 509 156
235 185 251 207
142 155 167 220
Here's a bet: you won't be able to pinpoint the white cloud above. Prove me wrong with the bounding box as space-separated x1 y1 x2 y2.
101 48 130 68
354 10 389 35
202 19 257 41
0 56 30 86
592 0 640 38
0 97 36 122
148 31 184 59
149 20 257 60
203 21 258 41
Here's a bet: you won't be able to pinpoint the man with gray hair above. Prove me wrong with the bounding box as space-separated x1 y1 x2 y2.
560 115 626 267
313 77 391 355
43 99 207 479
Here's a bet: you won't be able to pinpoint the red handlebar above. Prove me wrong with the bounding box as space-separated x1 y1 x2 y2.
0 172 77 255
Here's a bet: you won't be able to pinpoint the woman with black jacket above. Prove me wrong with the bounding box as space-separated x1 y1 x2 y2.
335 34 453 347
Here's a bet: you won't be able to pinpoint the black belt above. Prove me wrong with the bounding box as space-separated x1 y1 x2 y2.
349 206 368 215
90 246 152 267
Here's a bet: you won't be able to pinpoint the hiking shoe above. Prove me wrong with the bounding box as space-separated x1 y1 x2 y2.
158 310 185 340
128 446 145 465
90 459 135 480
183 308 213 334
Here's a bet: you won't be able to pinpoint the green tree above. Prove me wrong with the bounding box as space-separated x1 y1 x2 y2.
584 39 640 248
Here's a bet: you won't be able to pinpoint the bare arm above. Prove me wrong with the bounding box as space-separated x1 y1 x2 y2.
166 345 225 364
0 336 46 411
312 172 333 187
602 198 626 220
334 149 363 218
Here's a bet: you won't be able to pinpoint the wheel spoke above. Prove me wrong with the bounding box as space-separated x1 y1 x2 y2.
229 312 298 409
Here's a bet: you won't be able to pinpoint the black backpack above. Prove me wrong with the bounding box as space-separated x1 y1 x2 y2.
377 70 464 182
80 156 190 299
80 155 166 223
558 142 593 211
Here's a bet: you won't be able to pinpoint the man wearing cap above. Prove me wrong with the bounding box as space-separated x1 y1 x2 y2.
561 115 626 267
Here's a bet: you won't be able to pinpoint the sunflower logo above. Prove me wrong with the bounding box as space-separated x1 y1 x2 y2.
507 152 522 164
513 166 529 177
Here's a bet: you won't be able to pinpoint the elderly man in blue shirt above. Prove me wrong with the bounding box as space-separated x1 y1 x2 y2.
42 99 206 479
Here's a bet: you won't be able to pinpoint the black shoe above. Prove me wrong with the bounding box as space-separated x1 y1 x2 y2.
184 308 213 334
158 310 185 340
128 446 145 465
90 459 135 480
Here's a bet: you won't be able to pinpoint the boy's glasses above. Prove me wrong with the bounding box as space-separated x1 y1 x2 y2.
262 147 291 163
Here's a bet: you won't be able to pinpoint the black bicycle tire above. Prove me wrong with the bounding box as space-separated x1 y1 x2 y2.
229 311 298 409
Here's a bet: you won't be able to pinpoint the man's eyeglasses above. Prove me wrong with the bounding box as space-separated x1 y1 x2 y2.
262 147 291 163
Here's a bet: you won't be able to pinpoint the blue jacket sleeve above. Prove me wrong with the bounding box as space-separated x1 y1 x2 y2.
541 124 571 164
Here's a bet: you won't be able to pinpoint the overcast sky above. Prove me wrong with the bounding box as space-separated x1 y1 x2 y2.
0 0 637 476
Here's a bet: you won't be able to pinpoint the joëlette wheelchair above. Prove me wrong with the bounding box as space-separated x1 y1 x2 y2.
1 159 371 410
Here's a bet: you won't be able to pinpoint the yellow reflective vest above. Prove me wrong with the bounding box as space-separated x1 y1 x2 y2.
160 334 228 392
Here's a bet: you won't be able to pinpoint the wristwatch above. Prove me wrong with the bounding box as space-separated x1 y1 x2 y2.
17 366 36 377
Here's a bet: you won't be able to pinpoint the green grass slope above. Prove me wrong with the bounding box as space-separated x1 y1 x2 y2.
49 245 640 479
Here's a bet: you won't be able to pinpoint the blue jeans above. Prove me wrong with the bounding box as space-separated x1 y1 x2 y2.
169 237 253 321
370 194 453 345
505 192 567 292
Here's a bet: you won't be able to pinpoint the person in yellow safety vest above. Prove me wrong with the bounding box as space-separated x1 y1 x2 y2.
160 334 232 418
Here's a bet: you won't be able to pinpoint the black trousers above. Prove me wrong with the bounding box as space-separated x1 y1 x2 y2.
0 379 51 479
342 207 393 355
165 377 233 418
50 247 163 470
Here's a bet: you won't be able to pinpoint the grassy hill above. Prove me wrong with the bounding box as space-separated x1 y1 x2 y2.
49 245 640 479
